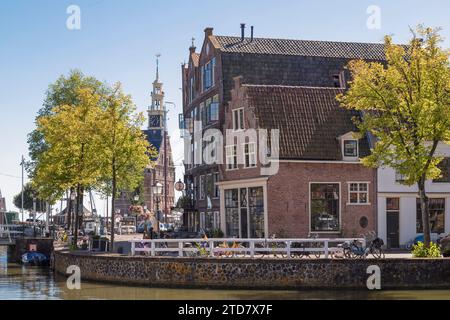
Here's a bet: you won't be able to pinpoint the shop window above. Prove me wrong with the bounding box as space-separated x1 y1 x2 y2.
310 183 340 232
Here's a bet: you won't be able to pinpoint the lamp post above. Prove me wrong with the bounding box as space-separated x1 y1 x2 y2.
115 208 121 236
133 194 139 228
70 190 77 245
153 182 163 223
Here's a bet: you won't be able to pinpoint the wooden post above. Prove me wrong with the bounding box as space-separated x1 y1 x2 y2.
209 240 214 257
151 241 156 257
286 240 291 258
178 241 184 257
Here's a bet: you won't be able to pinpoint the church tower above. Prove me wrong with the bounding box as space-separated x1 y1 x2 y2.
142 54 175 221
148 54 165 131
114 55 176 223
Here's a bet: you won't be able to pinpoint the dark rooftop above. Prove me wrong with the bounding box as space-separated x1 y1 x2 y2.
213 36 387 60
243 84 370 160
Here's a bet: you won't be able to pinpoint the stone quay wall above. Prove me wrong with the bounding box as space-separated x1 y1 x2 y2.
53 251 450 290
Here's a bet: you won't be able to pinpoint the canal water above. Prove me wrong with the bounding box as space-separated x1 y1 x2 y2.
1 247 449 300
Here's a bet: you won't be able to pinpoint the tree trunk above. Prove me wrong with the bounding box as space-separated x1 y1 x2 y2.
79 187 84 232
418 178 431 246
67 188 73 232
73 184 82 247
110 163 116 253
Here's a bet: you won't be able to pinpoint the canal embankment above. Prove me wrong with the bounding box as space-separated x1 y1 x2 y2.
53 250 450 290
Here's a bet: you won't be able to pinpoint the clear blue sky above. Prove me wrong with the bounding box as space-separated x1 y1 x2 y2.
0 0 449 217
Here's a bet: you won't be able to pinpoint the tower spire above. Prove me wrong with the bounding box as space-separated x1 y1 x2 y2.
155 53 161 81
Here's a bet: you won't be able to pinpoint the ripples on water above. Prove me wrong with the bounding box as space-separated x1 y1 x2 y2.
1 247 450 300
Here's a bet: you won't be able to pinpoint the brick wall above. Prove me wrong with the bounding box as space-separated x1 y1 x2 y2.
267 162 377 238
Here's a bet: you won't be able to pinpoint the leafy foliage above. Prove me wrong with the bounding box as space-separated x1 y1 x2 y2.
338 26 450 183
12 183 46 213
27 70 106 179
412 241 441 258
337 25 450 245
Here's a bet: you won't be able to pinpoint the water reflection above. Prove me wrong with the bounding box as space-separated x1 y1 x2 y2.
1 247 450 300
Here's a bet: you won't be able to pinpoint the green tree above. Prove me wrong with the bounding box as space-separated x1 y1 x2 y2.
27 70 105 178
96 83 155 251
33 87 105 244
12 183 46 213
338 26 450 246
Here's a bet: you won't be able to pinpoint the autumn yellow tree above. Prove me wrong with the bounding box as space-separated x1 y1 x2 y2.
338 26 450 246
96 83 155 251
32 73 154 250
33 87 104 245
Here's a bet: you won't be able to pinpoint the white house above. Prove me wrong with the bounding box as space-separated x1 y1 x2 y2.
377 142 450 248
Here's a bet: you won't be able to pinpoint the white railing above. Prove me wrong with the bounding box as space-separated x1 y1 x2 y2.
129 238 366 259
0 225 24 243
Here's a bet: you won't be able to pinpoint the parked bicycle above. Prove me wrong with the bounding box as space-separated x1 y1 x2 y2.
343 237 385 259
255 235 288 258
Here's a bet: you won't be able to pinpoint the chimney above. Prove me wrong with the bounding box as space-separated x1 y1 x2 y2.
204 27 213 37
240 23 246 41
250 26 254 41
233 76 243 89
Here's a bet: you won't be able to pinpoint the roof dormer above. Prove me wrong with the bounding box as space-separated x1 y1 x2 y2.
338 132 360 162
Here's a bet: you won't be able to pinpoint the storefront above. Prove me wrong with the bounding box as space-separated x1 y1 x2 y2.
218 178 268 238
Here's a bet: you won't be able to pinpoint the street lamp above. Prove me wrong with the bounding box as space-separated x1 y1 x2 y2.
70 191 77 234
153 182 163 222
133 195 140 228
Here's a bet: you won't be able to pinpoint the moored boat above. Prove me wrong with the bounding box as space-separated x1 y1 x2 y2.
21 252 49 266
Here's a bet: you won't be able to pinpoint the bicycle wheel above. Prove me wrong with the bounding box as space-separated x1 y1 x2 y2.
371 247 385 259
313 247 321 258
343 247 354 259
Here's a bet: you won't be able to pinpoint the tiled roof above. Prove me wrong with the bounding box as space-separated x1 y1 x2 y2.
244 85 369 160
214 36 387 60
191 52 200 66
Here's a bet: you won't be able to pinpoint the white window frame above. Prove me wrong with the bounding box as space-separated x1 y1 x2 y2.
309 182 341 234
202 58 215 92
200 212 205 230
232 108 244 131
199 175 205 200
395 170 406 184
213 211 220 230
347 182 370 205
210 95 219 122
243 142 257 168
226 145 238 170
213 172 219 198
343 139 358 158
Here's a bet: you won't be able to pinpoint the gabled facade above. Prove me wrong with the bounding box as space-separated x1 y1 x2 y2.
216 78 377 238
378 143 450 248
181 25 388 234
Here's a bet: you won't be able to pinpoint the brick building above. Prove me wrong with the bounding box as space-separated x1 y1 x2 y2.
115 63 175 220
218 78 377 238
181 25 386 235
